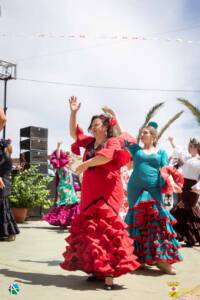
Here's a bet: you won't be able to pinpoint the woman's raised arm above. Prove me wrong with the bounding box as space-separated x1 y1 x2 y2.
69 96 81 140
102 106 123 136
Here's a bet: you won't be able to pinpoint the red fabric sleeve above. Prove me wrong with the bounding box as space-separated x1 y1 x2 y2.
95 137 121 159
95 137 131 170
71 125 94 155
118 132 137 147
160 166 184 194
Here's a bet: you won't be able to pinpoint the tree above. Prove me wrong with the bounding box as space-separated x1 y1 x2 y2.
137 102 184 143
137 102 164 142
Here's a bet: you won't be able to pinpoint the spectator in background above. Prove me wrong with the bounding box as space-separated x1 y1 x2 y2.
169 137 200 247
0 106 6 131
43 142 80 228
0 107 19 241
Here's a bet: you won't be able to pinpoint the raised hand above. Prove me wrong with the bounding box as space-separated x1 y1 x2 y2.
102 106 116 117
167 137 174 143
57 141 63 147
172 183 182 194
167 136 176 149
69 96 81 113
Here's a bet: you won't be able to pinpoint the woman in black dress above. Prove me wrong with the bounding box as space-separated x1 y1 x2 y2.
0 137 20 241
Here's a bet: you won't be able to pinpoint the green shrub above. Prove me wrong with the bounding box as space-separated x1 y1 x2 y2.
9 165 53 209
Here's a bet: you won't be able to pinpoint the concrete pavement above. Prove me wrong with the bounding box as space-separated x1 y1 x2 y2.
0 220 200 300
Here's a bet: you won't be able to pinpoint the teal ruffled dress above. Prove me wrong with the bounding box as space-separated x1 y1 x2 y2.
56 168 79 206
125 144 183 265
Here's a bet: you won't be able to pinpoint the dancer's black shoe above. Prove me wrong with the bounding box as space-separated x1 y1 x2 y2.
86 275 98 282
104 284 114 290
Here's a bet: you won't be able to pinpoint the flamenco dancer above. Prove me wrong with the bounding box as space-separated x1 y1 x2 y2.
60 96 140 290
0 107 19 241
125 122 183 275
169 137 200 247
43 142 80 227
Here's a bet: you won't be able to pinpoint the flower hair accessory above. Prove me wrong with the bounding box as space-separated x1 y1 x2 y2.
109 117 117 127
148 121 158 129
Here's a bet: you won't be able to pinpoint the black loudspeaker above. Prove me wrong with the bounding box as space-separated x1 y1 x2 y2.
26 163 48 174
20 138 47 151
21 150 48 163
20 126 48 139
20 126 48 175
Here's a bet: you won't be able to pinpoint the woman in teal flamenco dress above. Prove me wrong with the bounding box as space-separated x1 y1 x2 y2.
125 122 184 275
43 142 80 227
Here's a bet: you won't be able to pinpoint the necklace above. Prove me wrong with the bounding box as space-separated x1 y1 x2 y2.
94 139 107 149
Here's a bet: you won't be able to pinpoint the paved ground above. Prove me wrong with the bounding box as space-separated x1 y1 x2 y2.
0 220 200 300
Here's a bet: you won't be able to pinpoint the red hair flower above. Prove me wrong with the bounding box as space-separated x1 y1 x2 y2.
109 117 117 127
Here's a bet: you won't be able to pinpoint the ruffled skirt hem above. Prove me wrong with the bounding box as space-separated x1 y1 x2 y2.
42 203 80 226
126 194 183 265
61 199 140 277
0 198 20 237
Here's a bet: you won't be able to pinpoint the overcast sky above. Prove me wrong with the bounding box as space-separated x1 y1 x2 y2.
0 0 199 157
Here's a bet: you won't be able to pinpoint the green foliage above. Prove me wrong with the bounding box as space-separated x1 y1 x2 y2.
137 102 164 142
177 98 200 125
9 165 53 208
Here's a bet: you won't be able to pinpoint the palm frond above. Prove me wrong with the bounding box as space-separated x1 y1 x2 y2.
143 102 165 127
157 111 184 141
177 98 200 125
137 102 164 142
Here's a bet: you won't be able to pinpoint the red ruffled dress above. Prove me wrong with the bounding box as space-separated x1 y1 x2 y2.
60 126 140 278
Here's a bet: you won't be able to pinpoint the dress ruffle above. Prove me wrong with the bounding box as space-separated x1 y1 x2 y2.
71 125 94 155
171 178 200 244
50 150 69 168
61 199 140 277
95 138 131 171
160 166 184 194
0 198 20 237
42 203 80 227
125 191 183 265
118 132 137 147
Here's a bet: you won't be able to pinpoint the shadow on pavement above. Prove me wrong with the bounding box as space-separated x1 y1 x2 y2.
133 267 165 277
18 226 69 233
20 259 62 266
0 269 126 291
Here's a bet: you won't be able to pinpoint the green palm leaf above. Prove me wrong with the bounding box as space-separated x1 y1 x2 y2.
177 98 200 125
157 111 184 141
137 102 164 142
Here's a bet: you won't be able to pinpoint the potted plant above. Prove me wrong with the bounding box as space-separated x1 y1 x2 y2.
9 165 53 223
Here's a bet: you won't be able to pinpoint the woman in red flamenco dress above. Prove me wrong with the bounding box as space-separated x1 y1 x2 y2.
60 96 140 290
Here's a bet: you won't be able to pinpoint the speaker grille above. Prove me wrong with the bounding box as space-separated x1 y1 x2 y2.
20 126 48 138
20 150 48 163
20 138 47 151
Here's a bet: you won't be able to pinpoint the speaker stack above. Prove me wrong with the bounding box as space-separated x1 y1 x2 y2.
20 126 48 174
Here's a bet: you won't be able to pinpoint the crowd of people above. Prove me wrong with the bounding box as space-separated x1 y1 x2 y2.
0 98 200 290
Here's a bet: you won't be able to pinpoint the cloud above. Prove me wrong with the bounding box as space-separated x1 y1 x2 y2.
0 0 199 158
